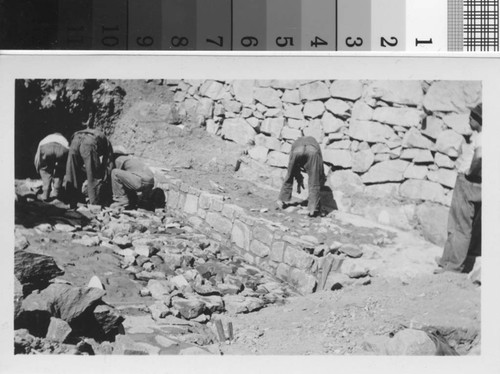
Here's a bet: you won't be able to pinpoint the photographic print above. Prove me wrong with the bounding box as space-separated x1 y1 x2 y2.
13 77 482 356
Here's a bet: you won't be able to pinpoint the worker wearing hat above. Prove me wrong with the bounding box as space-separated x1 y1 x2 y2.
436 103 482 273
110 146 155 209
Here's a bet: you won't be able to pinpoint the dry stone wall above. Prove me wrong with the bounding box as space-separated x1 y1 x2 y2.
153 170 331 295
165 80 481 243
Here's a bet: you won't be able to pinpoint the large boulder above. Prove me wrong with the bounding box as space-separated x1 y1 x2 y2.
232 80 255 104
373 107 423 128
400 180 446 203
323 149 352 169
416 203 449 246
15 250 64 293
328 170 365 194
303 101 325 118
386 329 437 355
361 160 410 184
435 130 464 158
299 81 330 101
254 87 282 108
16 283 106 337
348 120 396 143
352 149 375 173
322 112 345 134
367 81 424 106
199 80 225 100
260 117 284 138
423 81 482 113
330 80 363 101
402 128 435 150
221 118 257 145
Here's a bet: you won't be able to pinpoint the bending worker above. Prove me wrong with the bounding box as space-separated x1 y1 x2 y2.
34 133 69 201
277 136 326 217
64 128 114 207
436 103 482 273
110 146 155 209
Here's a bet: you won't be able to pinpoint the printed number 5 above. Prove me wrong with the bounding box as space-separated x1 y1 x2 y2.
345 37 363 48
380 36 398 47
276 37 294 47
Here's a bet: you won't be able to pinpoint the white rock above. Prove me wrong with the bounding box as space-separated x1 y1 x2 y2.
267 151 289 168
322 112 345 134
87 275 104 290
330 80 363 101
324 98 351 117
303 101 325 118
373 107 423 128
348 120 396 143
352 149 375 173
323 149 352 168
403 164 428 180
367 81 424 106
299 81 330 101
254 87 282 108
399 180 446 203
361 160 410 184
435 130 464 158
443 112 473 135
221 118 257 145
248 146 269 163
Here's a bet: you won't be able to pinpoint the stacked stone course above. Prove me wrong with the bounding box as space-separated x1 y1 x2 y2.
163 79 481 241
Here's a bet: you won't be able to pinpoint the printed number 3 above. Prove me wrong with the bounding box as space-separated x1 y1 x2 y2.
345 37 363 48
381 37 398 47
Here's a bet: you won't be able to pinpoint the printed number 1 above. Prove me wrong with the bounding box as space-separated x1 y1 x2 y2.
415 38 433 46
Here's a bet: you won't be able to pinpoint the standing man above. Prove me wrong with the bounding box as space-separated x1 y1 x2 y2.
110 146 155 209
34 133 69 201
436 103 482 273
277 136 326 217
64 128 114 208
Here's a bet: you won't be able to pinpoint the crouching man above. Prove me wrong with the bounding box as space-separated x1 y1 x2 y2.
110 146 155 209
277 136 326 217
34 133 69 201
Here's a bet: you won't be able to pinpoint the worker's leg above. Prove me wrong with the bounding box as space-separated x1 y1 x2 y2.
111 169 142 207
278 152 298 205
438 174 478 272
39 167 53 201
80 141 101 205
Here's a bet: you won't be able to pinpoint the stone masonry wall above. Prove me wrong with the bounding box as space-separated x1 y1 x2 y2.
168 80 481 207
163 79 481 245
153 171 329 295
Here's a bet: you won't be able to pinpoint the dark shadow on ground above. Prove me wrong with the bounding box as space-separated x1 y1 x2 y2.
15 199 91 228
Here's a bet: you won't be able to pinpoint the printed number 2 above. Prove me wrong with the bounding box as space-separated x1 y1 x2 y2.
345 37 363 48
380 37 398 47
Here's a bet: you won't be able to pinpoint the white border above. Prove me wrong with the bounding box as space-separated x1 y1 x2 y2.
1 54 499 374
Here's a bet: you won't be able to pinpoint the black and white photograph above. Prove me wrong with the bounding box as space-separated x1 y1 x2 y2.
1 55 499 374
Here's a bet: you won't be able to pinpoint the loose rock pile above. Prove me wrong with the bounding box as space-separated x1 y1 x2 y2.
14 249 123 354
14 193 295 354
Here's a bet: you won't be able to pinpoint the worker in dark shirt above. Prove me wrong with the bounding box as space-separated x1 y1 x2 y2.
436 103 482 273
64 128 114 207
277 136 326 217
110 146 155 209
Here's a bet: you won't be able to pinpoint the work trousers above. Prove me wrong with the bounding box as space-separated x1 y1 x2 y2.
38 142 68 200
278 144 325 214
112 169 154 206
65 133 109 206
439 173 482 272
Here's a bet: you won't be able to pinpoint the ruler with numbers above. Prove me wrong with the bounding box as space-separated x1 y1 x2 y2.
0 0 498 51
